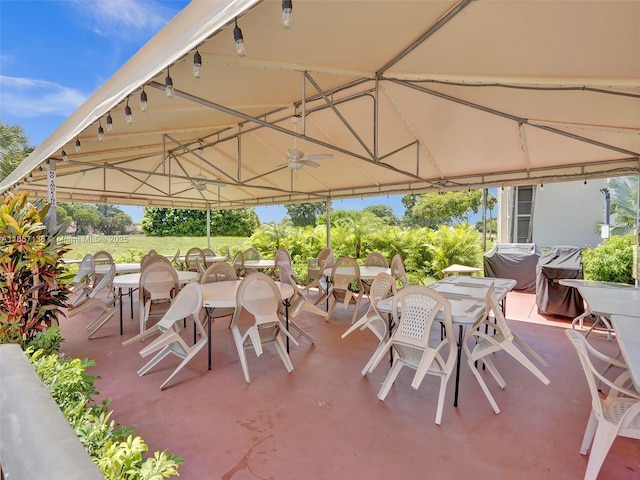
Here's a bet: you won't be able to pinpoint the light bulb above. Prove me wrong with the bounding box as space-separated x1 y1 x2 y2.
61 149 68 162
140 89 148 112
165 70 174 97
98 123 105 141
234 23 246 56
75 138 81 153
125 104 133 124
583 179 588 188
193 50 202 78
281 0 293 29
540 183 544 191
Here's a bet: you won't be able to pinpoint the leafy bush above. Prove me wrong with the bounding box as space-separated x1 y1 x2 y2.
427 224 483 279
0 191 70 347
582 235 634 284
27 348 183 479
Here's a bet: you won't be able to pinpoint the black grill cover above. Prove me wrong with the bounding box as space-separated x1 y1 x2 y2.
535 246 585 317
483 243 541 293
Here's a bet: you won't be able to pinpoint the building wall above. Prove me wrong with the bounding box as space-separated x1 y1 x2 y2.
498 179 606 248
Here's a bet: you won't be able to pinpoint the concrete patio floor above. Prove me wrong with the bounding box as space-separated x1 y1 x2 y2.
58 287 640 480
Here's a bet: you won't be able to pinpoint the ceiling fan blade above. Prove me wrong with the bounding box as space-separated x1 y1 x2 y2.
302 159 320 168
287 148 303 160
302 153 333 161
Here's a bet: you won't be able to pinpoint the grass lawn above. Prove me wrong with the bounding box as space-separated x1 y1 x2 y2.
60 234 248 263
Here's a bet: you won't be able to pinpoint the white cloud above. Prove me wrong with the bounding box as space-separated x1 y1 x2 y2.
0 75 87 118
69 0 176 39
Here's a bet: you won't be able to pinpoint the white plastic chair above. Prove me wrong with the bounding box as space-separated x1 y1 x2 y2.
184 247 205 272
278 267 327 344
67 264 117 339
462 284 550 414
305 247 333 294
68 253 95 295
230 272 299 383
134 282 206 390
368 285 457 425
326 256 364 325
137 261 179 334
390 253 409 289
565 329 640 480
341 272 396 376
361 252 389 297
92 250 113 285
231 250 245 277
273 248 293 279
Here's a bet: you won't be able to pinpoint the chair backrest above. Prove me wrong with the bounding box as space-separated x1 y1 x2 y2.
141 254 172 270
155 281 203 331
369 272 397 316
232 250 245 277
484 284 512 338
317 247 333 265
71 254 95 285
203 247 216 257
331 256 361 293
93 250 114 265
243 247 261 261
147 249 158 256
185 247 206 272
364 252 389 268
390 253 409 288
274 248 293 275
139 261 179 301
232 272 282 327
200 262 238 284
391 285 453 349
71 263 116 307
169 249 180 264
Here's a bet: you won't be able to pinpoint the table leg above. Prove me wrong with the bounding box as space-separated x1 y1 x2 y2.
454 324 464 407
118 287 124 335
284 299 290 353
130 288 134 318
206 308 212 370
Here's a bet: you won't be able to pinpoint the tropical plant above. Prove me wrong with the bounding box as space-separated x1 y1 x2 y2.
0 191 70 347
582 235 634 284
27 348 183 479
427 224 483 279
1 120 34 181
609 176 638 235
285 201 326 226
142 207 259 237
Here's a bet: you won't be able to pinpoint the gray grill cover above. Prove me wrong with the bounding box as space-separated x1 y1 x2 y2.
483 243 541 293
535 246 585 317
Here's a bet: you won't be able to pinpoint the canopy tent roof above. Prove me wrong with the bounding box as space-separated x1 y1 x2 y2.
2 0 639 210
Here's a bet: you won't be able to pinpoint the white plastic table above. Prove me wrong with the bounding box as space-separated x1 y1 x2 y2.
95 263 141 275
323 265 391 280
200 280 294 370
559 279 639 337
112 270 199 334
610 315 640 390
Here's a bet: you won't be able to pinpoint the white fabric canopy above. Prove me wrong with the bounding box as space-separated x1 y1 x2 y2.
2 0 639 210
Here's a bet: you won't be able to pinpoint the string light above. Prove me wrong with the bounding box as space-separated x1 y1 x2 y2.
540 183 544 191
97 120 105 141
193 49 202 78
125 97 133 124
281 0 294 29
165 67 174 97
233 18 246 56
75 137 82 153
61 148 68 162
106 112 113 132
140 88 148 112
583 178 588 188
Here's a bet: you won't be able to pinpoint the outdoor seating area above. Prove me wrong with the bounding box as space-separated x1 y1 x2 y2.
57 264 640 479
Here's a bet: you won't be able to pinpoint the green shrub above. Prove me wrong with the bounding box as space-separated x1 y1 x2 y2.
27 348 183 479
582 235 634 284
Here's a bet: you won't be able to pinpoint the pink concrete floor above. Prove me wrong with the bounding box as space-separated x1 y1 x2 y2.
58 288 640 480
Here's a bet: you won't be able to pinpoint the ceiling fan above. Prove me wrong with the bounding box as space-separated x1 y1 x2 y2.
174 157 225 192
278 116 333 170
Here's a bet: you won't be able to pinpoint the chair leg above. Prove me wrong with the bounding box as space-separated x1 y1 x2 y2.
466 355 501 414
583 422 619 480
378 359 404 401
580 411 599 455
274 334 294 372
